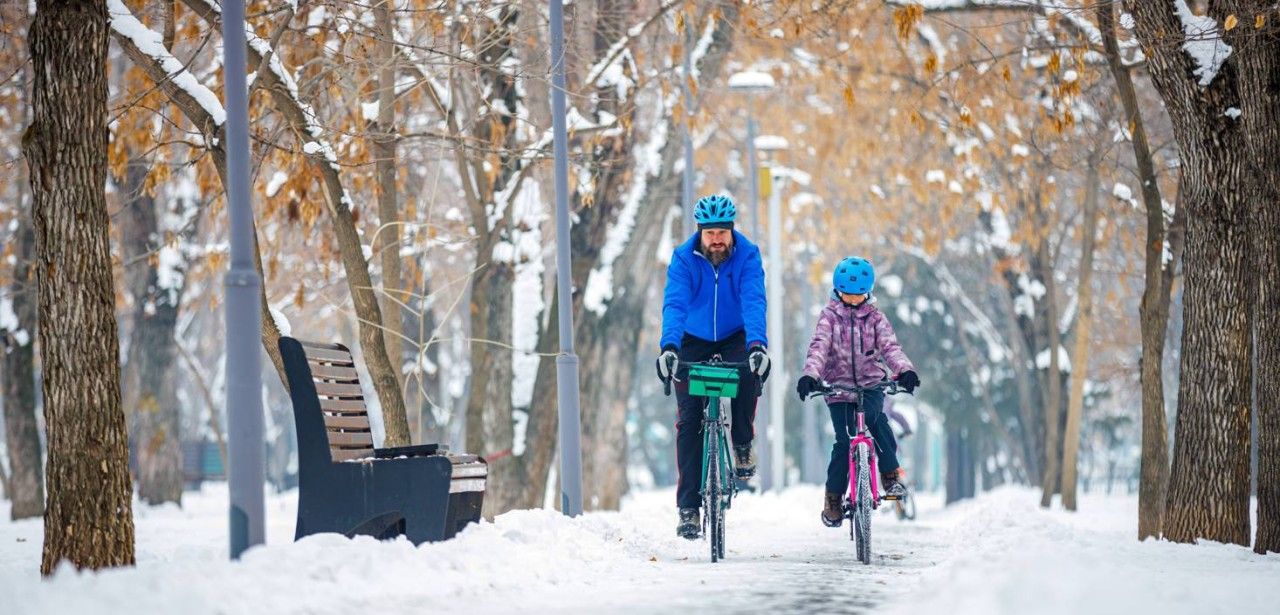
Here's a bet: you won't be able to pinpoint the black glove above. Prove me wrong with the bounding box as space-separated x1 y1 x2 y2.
655 346 679 383
897 370 920 394
747 344 771 382
796 375 820 401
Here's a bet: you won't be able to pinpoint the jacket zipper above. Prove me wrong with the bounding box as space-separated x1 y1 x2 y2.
695 251 720 340
714 269 720 339
851 311 861 386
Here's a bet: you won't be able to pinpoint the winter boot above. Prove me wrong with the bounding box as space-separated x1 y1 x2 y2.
881 471 907 500
677 508 701 540
734 445 757 479
821 492 844 527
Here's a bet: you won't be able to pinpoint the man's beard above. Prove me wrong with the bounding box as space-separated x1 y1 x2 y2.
704 243 730 266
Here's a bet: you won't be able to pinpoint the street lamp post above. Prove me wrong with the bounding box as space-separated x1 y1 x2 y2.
727 71 775 488
727 71 776 239
549 0 584 517
221 0 265 559
756 135 788 493
681 19 695 237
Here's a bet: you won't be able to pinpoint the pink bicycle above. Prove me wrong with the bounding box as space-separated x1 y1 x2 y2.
806 379 908 564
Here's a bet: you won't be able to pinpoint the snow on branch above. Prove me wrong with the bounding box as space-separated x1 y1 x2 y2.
889 0 1148 62
108 0 226 126
1173 0 1232 86
185 0 340 171
583 15 719 316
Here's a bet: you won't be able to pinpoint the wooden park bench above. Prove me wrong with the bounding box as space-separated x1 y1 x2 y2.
279 336 486 544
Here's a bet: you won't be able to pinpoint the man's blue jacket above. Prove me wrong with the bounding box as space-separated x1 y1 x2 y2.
660 230 768 351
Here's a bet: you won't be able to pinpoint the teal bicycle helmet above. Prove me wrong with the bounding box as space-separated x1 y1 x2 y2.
833 256 875 295
693 195 736 229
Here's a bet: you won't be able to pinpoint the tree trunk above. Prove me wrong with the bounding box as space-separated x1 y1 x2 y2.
372 0 405 392
1100 0 1180 541
23 0 135 574
119 159 184 506
1127 1 1254 547
466 260 517 516
1223 0 1280 554
1061 150 1102 511
1038 230 1064 508
2 214 45 520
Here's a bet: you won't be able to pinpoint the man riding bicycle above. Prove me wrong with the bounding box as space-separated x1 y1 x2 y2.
656 195 770 540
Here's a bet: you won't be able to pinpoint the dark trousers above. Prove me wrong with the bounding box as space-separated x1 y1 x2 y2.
824 389 899 496
674 331 759 509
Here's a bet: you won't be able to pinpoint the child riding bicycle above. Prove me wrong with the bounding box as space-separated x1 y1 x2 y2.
795 257 920 528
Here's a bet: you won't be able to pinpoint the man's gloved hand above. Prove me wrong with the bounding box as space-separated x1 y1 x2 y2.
796 375 820 401
656 346 680 383
748 344 771 382
897 370 920 394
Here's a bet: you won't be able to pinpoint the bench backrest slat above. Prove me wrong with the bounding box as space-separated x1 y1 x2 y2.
281 337 376 463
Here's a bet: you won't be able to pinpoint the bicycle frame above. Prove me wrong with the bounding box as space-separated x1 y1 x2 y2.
699 394 735 506
847 401 882 507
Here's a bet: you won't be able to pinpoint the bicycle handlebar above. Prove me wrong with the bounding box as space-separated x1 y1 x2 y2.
804 379 909 400
661 359 760 398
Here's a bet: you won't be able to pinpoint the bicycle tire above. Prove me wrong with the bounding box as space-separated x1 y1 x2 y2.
717 399 730 560
707 420 722 563
853 444 872 564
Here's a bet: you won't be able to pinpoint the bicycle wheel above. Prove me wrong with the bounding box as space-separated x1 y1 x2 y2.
717 398 731 560
901 491 917 521
706 422 722 563
852 444 872 564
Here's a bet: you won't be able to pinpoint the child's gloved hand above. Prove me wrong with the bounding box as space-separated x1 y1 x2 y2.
796 375 820 401
897 370 920 393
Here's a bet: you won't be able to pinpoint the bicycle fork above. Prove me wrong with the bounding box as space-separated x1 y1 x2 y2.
847 409 881 508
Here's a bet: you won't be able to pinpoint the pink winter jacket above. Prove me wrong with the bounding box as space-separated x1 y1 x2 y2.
802 295 914 403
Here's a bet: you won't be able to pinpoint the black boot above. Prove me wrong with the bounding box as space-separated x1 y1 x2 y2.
677 508 701 540
821 492 844 528
882 473 907 500
734 445 756 479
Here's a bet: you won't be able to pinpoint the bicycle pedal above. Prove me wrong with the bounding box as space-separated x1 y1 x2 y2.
881 494 903 501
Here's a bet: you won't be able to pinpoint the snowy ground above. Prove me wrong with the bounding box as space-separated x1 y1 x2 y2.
2 485 1276 614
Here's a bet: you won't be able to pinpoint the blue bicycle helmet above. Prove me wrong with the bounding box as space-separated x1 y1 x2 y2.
833 256 875 295
693 195 736 229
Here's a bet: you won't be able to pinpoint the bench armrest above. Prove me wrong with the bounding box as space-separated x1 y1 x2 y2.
373 443 449 459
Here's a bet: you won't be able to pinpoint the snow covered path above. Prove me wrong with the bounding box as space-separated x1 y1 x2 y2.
3 485 1277 614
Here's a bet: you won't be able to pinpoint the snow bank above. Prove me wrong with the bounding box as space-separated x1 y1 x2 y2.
887 488 1280 615
6 485 1275 614
3 485 939 613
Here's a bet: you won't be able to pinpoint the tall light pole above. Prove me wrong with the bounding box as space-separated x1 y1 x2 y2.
756 135 788 492
727 71 775 240
727 71 775 487
549 0 584 517
221 0 265 559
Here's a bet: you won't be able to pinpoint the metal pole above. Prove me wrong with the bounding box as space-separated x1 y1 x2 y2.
767 172 786 490
746 106 768 490
747 106 761 239
681 17 695 238
549 0 584 517
221 0 264 559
